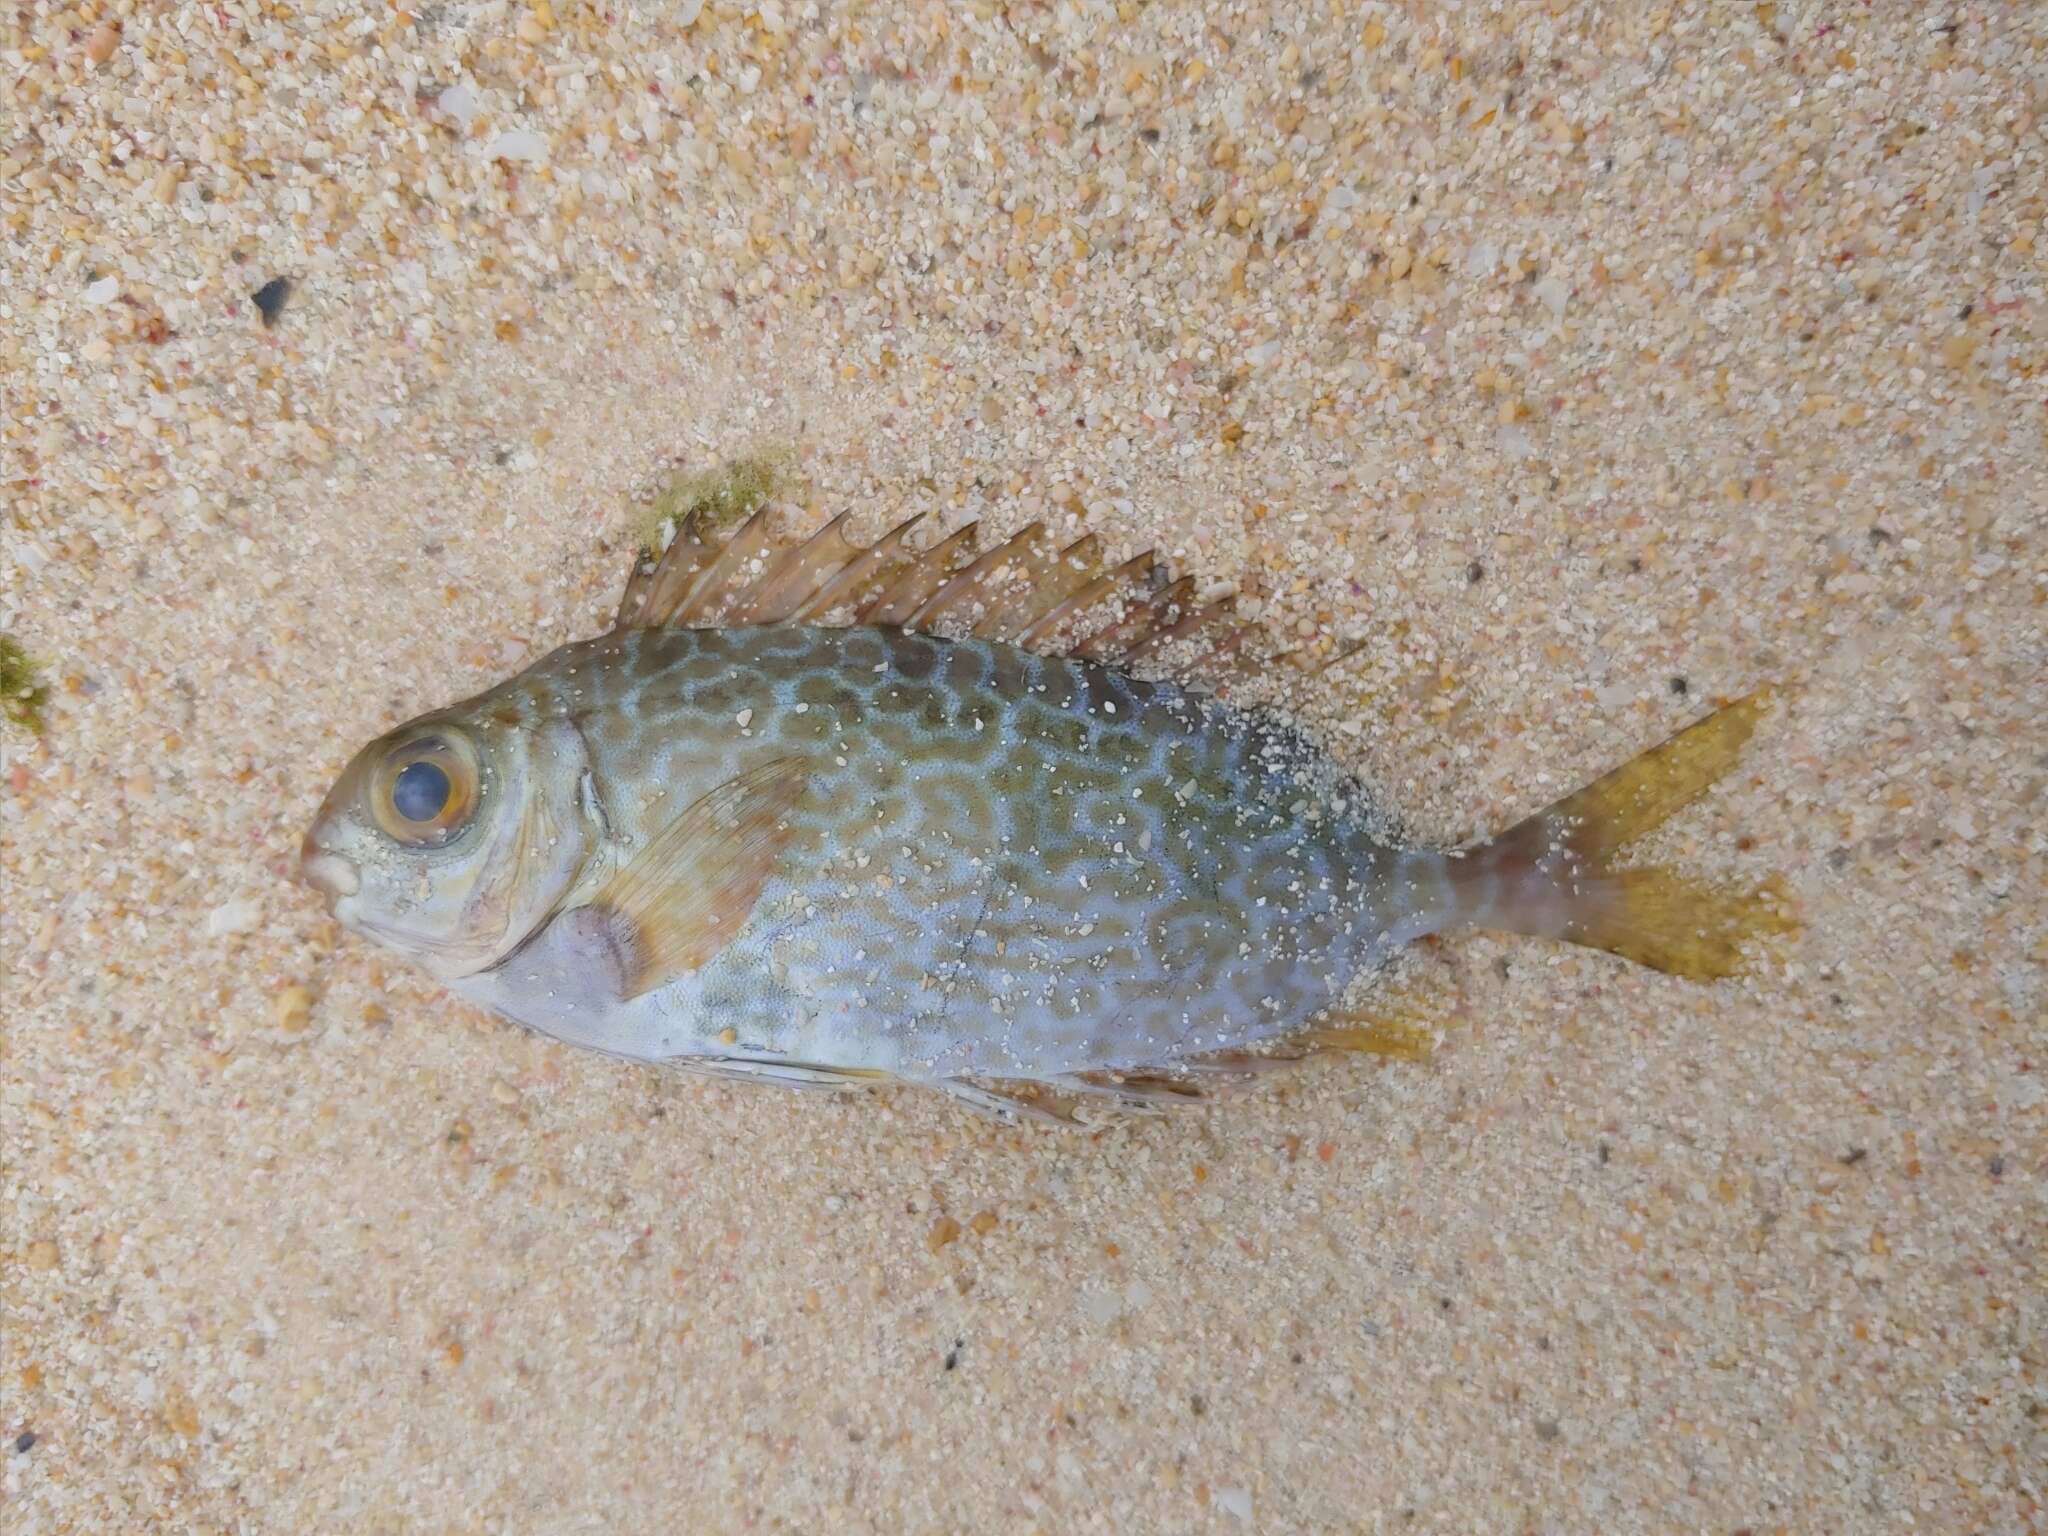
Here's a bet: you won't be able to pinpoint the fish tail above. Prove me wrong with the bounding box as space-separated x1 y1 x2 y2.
1453 689 1796 978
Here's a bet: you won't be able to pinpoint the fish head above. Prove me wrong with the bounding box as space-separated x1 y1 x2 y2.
300 689 595 982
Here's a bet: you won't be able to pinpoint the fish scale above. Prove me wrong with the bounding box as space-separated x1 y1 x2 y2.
302 499 1795 1123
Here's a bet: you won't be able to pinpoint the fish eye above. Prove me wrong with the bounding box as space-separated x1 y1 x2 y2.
370 732 478 847
392 759 451 823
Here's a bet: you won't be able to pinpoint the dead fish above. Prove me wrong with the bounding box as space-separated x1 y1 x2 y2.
301 502 1794 1124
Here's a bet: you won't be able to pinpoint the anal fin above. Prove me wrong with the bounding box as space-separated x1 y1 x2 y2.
1299 995 1440 1060
930 1078 1089 1128
672 1057 890 1092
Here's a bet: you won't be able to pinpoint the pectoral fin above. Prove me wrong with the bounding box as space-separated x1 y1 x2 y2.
588 756 809 1000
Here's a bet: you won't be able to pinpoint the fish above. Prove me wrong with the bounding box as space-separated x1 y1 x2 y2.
301 496 1795 1124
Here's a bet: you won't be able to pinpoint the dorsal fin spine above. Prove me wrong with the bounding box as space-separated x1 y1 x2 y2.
613 496 1257 683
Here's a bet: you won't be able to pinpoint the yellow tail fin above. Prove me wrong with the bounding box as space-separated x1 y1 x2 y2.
1467 690 1797 979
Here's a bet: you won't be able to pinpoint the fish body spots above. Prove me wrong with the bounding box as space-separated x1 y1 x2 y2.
489 625 1414 1075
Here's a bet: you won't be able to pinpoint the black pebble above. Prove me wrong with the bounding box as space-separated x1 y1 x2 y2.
943 1339 962 1372
252 277 292 327
1842 1147 1869 1166
13 1432 33 1454
1466 560 1485 584
1670 676 1689 696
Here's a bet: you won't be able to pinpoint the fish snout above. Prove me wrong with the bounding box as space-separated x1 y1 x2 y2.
298 829 361 908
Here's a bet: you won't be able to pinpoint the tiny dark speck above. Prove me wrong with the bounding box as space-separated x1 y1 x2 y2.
943 1337 962 1372
1842 1147 1868 1166
492 447 513 466
1138 126 1160 143
1189 1393 1207 1416
1597 1141 1610 1165
252 277 291 327
1534 1418 1561 1442
1290 1351 1304 1365
14 1432 34 1453
1438 1297 1453 1312
1465 560 1485 584
1988 1155 2004 1177
1669 676 1689 696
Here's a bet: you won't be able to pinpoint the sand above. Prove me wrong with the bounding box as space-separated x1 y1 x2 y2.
3 2 2042 1531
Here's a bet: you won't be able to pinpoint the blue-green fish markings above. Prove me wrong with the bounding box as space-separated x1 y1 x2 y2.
302 502 1793 1122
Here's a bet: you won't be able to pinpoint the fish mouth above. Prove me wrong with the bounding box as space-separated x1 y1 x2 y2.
298 839 361 908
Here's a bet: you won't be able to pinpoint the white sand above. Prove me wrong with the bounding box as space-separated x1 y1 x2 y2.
3 2 2042 1530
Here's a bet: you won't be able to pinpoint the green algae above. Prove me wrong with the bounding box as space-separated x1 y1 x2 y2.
0 634 48 734
636 451 796 553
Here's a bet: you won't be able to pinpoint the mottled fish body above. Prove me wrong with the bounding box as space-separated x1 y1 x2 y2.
303 498 1791 1121
444 624 1423 1079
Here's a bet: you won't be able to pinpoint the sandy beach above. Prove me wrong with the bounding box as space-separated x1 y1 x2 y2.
3 2 2041 1530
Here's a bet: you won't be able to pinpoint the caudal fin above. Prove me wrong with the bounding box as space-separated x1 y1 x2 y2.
1459 690 1796 979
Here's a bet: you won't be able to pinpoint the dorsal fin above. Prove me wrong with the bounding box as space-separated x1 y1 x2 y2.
1074 574 1194 662
725 511 863 625
1016 548 1153 647
860 520 982 625
614 495 1255 675
789 511 928 622
906 523 1047 630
